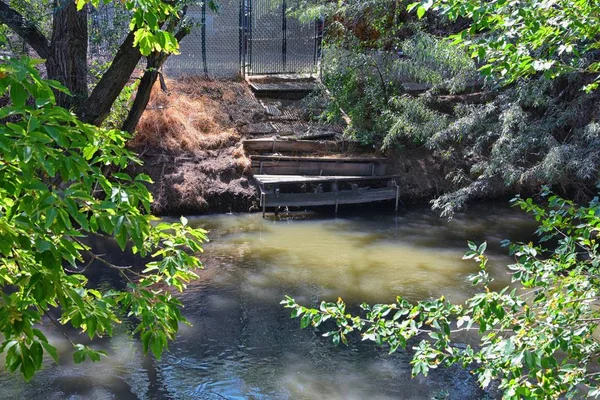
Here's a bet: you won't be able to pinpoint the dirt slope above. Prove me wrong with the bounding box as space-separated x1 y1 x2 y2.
128 77 263 215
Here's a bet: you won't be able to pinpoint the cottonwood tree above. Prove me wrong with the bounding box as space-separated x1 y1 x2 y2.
0 56 208 380
0 0 200 131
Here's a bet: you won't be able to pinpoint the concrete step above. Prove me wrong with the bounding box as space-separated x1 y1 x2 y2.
249 81 317 99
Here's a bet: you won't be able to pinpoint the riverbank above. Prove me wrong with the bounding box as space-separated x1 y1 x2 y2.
127 77 261 215
128 77 517 216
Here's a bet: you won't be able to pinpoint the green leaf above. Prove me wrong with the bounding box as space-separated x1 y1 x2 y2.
10 83 28 107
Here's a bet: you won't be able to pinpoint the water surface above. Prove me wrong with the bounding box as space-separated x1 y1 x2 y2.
0 205 536 399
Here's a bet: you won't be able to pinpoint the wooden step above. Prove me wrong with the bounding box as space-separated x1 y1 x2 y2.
254 174 398 185
243 139 365 153
296 131 339 140
250 155 387 163
250 157 388 176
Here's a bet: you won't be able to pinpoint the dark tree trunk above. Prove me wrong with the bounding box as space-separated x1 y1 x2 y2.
77 31 143 126
121 54 164 133
121 27 189 133
0 1 50 58
46 0 88 109
0 0 186 128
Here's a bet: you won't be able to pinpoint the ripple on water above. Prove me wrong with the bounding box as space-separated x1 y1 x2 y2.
0 205 536 399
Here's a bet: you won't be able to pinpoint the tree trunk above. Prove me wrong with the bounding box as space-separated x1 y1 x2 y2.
77 31 143 126
121 27 189 133
121 55 164 133
46 0 88 109
0 1 50 59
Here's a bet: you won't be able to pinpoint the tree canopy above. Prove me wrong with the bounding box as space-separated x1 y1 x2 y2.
410 0 600 91
0 57 207 380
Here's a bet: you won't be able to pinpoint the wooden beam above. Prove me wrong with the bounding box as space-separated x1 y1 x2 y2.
254 174 400 185
250 155 387 163
243 139 365 153
251 161 387 176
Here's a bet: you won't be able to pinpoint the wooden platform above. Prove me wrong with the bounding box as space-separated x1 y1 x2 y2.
254 174 398 185
251 156 388 176
260 187 399 208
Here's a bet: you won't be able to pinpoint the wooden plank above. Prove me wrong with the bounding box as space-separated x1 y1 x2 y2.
251 161 387 176
263 187 398 207
243 139 365 153
254 174 398 185
296 131 339 140
250 155 387 163
249 82 316 93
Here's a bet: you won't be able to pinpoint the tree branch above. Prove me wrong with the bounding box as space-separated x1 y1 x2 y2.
121 23 190 133
77 30 142 125
0 1 50 59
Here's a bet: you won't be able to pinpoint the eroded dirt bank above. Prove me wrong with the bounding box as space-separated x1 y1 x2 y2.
128 77 261 215
129 77 473 215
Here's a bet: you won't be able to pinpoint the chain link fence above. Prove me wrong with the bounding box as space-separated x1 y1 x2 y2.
164 0 320 78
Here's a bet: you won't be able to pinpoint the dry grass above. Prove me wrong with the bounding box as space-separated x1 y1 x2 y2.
130 76 245 152
232 144 251 173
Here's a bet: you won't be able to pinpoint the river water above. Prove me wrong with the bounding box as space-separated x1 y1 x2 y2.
0 205 536 399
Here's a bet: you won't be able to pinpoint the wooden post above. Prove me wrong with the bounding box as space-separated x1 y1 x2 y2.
395 184 400 211
259 161 264 174
371 164 375 176
334 181 339 214
261 192 266 218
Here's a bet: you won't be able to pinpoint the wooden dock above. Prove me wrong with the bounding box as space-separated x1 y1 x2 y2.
245 77 399 215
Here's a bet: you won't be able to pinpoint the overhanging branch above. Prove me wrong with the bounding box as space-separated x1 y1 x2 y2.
0 1 50 59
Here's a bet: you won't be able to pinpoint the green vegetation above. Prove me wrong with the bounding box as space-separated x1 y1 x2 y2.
0 57 207 380
286 1 600 398
302 0 600 215
284 189 600 398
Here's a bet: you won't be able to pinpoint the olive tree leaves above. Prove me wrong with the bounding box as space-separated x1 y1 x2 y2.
0 57 207 380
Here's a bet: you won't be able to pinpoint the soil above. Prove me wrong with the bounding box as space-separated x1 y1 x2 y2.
130 76 456 215
129 77 264 215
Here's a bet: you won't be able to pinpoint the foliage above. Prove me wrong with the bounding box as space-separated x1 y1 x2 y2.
102 79 139 129
0 57 207 380
428 75 600 217
283 188 600 399
89 1 132 59
314 33 476 145
409 0 600 91
79 0 180 57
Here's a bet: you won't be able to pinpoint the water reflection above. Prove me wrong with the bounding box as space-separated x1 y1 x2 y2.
0 204 536 399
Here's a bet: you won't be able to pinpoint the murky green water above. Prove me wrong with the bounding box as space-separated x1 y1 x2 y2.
0 205 536 399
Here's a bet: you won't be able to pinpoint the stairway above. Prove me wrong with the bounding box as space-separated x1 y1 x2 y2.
245 76 399 215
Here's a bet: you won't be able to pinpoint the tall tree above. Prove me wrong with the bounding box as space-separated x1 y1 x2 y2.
0 0 184 129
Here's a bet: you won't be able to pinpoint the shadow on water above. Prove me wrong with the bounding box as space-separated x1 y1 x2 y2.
0 202 537 399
